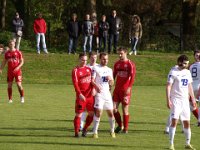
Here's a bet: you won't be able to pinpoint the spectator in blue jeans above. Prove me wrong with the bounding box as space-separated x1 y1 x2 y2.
82 14 94 53
67 13 81 54
33 13 48 54
108 10 122 54
128 15 142 56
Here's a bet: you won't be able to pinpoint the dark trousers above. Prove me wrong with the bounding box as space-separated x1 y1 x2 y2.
108 33 119 53
99 35 107 52
68 36 78 53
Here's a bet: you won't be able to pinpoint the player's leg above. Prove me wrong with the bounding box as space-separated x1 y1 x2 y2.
80 111 86 131
169 118 178 150
16 82 24 103
122 104 129 133
93 108 102 138
7 82 13 103
113 101 123 133
82 97 94 137
106 109 115 138
164 113 171 134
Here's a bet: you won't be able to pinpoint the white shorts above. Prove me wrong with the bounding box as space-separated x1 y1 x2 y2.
170 98 190 121
94 93 113 110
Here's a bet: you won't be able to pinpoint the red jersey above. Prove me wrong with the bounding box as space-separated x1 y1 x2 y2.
5 50 23 73
72 65 93 98
113 59 136 91
33 18 46 34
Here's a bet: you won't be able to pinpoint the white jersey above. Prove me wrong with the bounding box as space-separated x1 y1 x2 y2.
167 66 192 101
189 61 200 91
92 64 113 96
87 63 98 70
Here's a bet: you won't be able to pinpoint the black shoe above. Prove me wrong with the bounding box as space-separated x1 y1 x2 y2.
82 129 87 137
74 133 80 138
198 122 200 127
114 126 123 133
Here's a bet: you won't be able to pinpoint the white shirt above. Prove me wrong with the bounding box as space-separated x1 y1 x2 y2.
87 63 98 70
189 61 200 90
167 66 192 100
92 64 113 96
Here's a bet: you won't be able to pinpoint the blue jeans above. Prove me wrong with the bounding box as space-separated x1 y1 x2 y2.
131 37 139 52
36 33 47 53
83 35 93 52
68 36 78 53
108 33 119 53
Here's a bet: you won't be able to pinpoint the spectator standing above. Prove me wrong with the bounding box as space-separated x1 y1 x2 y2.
108 10 122 54
0 40 24 103
33 13 48 54
91 13 99 53
129 15 142 56
67 13 80 54
12 12 24 50
99 15 109 52
82 14 94 53
113 47 136 134
166 55 196 150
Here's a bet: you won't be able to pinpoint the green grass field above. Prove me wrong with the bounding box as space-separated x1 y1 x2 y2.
0 84 199 150
0 52 199 150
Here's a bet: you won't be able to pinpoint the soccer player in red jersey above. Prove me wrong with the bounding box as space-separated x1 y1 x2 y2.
72 53 94 137
0 40 24 103
113 47 136 133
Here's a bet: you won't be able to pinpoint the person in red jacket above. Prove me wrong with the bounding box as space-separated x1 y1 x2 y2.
33 13 48 54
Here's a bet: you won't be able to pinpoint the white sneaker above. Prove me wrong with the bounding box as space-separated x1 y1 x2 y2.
134 51 137 55
37 51 40 54
8 100 13 103
21 97 24 103
129 51 133 55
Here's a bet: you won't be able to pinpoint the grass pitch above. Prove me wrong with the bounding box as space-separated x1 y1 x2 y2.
0 84 199 150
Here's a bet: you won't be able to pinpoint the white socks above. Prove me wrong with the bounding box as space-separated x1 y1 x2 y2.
93 115 100 134
183 128 191 145
109 117 115 133
169 127 176 145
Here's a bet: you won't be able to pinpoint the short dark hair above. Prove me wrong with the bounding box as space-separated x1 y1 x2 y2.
117 47 128 53
89 51 97 58
79 53 87 59
99 52 108 59
193 50 200 56
177 54 189 64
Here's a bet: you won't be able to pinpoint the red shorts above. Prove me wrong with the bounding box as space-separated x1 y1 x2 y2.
7 71 22 83
75 96 94 113
113 89 131 105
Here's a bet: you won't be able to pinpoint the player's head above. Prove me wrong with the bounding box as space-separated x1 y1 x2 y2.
177 54 189 69
117 47 128 61
89 52 97 64
99 52 108 66
8 39 15 49
79 53 87 67
193 49 200 62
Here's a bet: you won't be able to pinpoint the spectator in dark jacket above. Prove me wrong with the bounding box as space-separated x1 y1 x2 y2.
12 12 24 50
67 13 80 54
99 15 109 52
108 10 122 54
82 14 94 53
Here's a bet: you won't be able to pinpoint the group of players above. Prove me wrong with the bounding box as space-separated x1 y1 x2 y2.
165 51 200 150
0 39 200 149
71 47 136 138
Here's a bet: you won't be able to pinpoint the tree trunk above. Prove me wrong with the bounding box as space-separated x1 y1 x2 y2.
182 0 198 50
1 0 6 30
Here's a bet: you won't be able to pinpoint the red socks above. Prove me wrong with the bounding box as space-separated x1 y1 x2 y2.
123 114 130 131
83 115 93 131
114 111 122 127
8 88 12 100
74 116 81 134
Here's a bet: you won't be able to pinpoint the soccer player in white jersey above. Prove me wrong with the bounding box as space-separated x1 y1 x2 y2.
166 55 196 150
91 52 116 138
189 50 200 126
80 52 98 131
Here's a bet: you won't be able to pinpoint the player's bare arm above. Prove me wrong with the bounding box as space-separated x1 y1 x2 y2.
79 93 86 101
91 77 101 93
0 58 7 74
166 82 172 109
107 76 114 86
188 83 197 108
